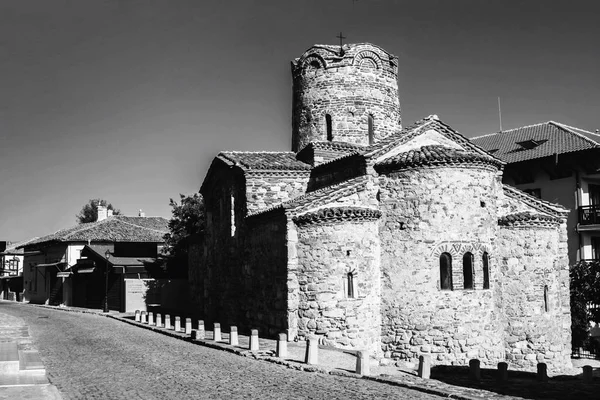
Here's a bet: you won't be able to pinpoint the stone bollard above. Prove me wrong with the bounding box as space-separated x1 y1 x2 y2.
156 314 162 328
140 311 147 324
174 317 181 332
276 333 287 359
214 323 222 341
229 326 239 346
469 359 481 381
134 310 141 322
185 318 192 335
164 315 171 330
197 320 205 339
355 350 370 376
537 363 548 382
418 355 431 379
305 336 318 365
497 362 508 382
148 312 154 326
249 329 259 351
583 365 593 383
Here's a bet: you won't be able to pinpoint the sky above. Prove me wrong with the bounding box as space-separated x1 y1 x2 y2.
1 0 599 241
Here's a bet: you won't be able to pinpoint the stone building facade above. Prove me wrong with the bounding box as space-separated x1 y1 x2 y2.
196 42 572 371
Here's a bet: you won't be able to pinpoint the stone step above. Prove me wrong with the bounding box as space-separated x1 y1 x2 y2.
0 341 19 374
0 373 49 387
19 350 46 376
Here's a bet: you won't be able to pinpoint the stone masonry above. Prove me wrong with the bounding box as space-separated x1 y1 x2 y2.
195 42 572 372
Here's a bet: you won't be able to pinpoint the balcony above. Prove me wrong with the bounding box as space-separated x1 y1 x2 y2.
579 205 600 226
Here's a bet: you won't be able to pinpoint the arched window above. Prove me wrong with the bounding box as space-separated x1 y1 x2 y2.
463 252 474 289
544 285 549 312
368 114 374 145
439 253 453 290
347 272 354 298
326 114 333 141
482 252 490 289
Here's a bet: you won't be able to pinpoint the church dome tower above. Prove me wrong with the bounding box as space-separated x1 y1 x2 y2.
291 43 401 152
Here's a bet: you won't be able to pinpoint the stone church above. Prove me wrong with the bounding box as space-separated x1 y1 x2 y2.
196 43 572 371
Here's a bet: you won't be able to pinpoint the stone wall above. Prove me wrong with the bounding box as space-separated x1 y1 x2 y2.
241 211 289 336
294 216 381 355
378 165 505 366
291 43 401 151
307 154 367 192
201 168 244 326
496 221 572 371
245 172 309 214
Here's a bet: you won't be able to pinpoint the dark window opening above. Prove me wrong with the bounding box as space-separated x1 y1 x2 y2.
516 139 548 150
440 253 453 290
309 60 321 69
326 114 333 141
544 285 549 312
482 252 490 289
463 252 474 290
368 114 374 145
347 273 355 298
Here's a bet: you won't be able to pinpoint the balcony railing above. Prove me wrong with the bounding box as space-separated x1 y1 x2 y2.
579 205 600 225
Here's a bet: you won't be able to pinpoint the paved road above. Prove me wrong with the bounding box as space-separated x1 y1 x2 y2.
0 303 441 400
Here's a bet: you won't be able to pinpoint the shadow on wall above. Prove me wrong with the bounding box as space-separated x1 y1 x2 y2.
430 365 599 399
143 279 194 316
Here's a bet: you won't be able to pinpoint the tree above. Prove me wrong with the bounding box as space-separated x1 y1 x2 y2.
76 199 121 224
570 260 600 352
161 193 205 276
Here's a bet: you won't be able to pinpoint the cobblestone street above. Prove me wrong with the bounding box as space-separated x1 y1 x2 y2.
0 303 443 400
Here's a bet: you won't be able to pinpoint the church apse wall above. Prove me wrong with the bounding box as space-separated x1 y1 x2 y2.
377 164 505 366
294 212 382 354
496 219 572 371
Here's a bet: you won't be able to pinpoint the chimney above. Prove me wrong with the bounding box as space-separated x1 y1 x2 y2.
107 209 114 217
97 205 108 222
138 209 145 217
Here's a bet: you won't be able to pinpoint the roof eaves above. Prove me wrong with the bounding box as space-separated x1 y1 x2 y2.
503 184 569 216
549 121 600 147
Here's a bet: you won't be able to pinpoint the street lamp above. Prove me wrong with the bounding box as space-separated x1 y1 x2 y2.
104 249 111 313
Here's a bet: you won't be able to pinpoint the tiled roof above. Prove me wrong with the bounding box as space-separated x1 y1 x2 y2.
0 237 39 255
217 151 311 171
83 244 156 266
21 216 168 248
498 212 562 226
471 121 600 164
364 116 501 165
376 145 503 170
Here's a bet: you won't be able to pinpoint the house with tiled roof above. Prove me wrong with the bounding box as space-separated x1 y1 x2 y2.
194 42 572 372
472 121 600 265
0 238 38 301
20 206 169 311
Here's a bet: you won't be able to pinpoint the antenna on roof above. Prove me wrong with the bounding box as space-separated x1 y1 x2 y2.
498 97 503 133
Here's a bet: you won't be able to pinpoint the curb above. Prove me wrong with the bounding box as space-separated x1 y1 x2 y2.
22 303 483 400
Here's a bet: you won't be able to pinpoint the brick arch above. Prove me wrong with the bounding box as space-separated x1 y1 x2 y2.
302 54 326 70
353 50 382 69
431 241 490 260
